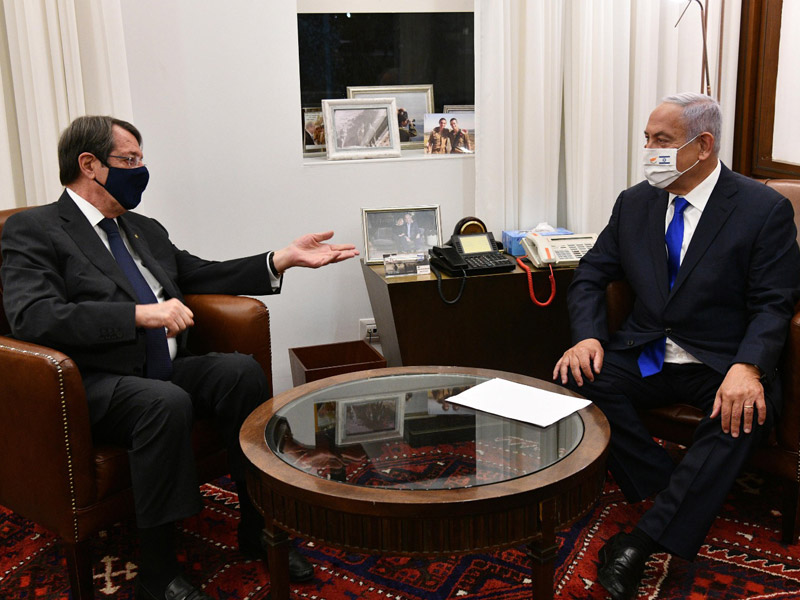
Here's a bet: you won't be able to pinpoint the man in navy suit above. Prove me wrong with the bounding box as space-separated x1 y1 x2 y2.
554 93 800 600
1 116 358 600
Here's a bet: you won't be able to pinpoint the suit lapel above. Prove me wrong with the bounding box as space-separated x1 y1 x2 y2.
647 188 671 304
57 193 139 301
117 215 182 301
670 164 737 297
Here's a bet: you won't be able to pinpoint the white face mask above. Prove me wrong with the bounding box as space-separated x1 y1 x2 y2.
642 134 700 189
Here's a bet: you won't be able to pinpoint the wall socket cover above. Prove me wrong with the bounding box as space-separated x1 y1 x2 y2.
359 318 379 341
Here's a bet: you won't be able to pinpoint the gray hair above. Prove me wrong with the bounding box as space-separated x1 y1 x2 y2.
58 115 142 185
662 93 721 155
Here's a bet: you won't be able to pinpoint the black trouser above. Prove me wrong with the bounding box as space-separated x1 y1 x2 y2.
566 352 776 559
88 352 269 528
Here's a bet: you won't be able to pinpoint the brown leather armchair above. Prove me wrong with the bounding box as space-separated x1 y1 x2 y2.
605 178 800 545
0 207 273 600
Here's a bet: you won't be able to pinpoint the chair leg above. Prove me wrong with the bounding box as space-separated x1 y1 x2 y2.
781 480 800 545
64 539 94 600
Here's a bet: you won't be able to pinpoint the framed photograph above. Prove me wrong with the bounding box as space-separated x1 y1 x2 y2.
336 394 406 446
361 205 443 264
314 401 336 432
444 104 475 114
424 112 475 155
348 84 434 149
302 107 326 156
322 98 401 160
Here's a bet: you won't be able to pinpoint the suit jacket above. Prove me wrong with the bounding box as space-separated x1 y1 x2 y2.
568 164 800 378
1 191 277 380
405 222 421 240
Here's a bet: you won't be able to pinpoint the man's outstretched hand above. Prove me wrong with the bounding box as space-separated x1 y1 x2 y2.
272 231 359 272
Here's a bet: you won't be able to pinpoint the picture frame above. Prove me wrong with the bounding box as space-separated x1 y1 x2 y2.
314 401 336 432
361 205 443 265
424 112 475 155
322 98 401 161
347 84 434 150
443 104 475 114
302 107 326 156
336 394 406 446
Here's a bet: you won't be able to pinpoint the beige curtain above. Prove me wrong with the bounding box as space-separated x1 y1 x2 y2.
0 0 133 209
476 0 742 235
474 0 564 235
562 0 632 234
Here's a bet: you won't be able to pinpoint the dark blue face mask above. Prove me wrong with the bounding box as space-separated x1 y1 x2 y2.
96 164 149 210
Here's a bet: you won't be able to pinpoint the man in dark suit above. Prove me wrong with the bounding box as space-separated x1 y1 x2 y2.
399 212 422 252
0 116 358 600
553 93 800 600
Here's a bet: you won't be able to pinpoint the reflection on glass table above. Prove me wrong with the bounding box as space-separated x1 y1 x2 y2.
266 372 584 490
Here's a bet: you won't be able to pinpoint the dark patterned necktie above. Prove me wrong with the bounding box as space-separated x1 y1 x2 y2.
98 218 172 380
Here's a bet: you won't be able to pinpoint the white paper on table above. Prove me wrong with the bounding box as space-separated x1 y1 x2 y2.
447 378 591 427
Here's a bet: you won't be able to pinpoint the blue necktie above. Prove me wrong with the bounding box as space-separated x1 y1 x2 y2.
98 218 173 380
637 197 690 377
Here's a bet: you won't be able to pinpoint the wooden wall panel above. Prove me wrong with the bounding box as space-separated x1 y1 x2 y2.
734 0 800 179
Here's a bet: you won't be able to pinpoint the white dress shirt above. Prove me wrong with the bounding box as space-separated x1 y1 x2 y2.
663 159 722 364
67 188 180 359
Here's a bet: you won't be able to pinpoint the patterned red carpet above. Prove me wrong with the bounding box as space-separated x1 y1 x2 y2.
2 470 799 599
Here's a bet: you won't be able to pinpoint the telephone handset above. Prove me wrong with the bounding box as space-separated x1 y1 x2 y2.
521 232 597 268
429 245 467 272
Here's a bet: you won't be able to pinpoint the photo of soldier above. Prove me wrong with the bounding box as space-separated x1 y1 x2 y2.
425 117 451 154
424 112 475 156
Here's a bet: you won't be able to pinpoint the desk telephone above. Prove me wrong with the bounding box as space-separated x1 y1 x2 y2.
426 217 598 306
515 232 597 307
522 232 597 268
429 232 516 276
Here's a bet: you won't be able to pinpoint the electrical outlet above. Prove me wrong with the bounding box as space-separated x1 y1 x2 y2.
359 318 379 343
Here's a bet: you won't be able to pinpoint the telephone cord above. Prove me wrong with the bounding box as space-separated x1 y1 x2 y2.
430 263 467 304
516 257 556 306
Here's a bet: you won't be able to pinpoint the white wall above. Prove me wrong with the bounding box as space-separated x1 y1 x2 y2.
119 1 475 394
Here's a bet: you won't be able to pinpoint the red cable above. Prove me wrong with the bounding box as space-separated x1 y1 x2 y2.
516 257 556 306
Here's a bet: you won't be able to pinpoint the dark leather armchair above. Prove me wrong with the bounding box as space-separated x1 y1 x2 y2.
605 179 800 545
0 207 273 600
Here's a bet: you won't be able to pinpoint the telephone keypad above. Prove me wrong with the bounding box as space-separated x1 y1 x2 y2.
463 252 516 274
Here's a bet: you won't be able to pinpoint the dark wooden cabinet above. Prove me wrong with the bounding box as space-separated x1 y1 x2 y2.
361 261 575 381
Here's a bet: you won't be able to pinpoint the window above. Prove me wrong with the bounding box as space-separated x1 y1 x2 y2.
734 0 800 178
297 11 474 111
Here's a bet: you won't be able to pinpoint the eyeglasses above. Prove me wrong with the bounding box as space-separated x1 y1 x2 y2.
107 155 145 168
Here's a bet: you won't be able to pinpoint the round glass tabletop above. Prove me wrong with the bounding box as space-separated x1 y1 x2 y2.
265 372 584 490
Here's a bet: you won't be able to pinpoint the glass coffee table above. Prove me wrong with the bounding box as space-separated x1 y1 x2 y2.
241 366 609 600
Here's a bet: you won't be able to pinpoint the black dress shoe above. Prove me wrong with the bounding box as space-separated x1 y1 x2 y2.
239 529 314 582
136 575 213 600
597 533 649 600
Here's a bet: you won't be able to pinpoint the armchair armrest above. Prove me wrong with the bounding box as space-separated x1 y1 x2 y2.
778 308 800 453
606 279 634 335
184 294 273 397
0 335 96 537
